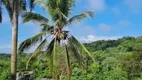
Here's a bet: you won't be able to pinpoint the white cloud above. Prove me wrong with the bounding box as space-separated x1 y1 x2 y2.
69 24 96 37
118 20 130 26
0 45 11 53
80 35 96 43
124 0 142 13
98 20 130 32
88 0 106 12
68 21 127 43
99 23 111 31
80 35 121 43
112 8 121 16
0 45 11 49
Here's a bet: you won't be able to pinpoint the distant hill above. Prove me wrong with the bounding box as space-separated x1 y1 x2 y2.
0 54 11 60
84 36 140 52
1 36 141 54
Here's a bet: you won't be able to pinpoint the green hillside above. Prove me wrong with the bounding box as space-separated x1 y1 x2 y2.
1 36 142 80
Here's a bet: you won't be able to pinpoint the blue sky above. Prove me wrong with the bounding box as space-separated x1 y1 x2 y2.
0 0 142 53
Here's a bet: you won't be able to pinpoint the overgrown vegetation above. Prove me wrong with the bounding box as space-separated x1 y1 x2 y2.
1 36 142 80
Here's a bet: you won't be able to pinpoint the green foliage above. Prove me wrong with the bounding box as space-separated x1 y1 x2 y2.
0 59 10 80
0 54 11 60
22 11 49 23
1 36 142 80
84 36 136 52
84 39 121 52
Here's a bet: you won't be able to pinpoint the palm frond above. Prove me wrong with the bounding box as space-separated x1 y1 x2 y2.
26 38 47 69
67 11 94 25
67 39 84 64
46 38 60 78
40 24 54 34
22 11 49 23
68 39 87 71
46 0 57 21
2 0 13 21
68 36 94 60
45 39 55 55
33 0 75 23
20 0 27 11
67 36 94 72
0 0 2 23
48 0 75 17
29 0 35 11
1 0 27 22
45 38 69 78
47 0 75 23
58 0 75 17
34 0 48 11
65 45 71 80
18 31 46 53
58 10 68 26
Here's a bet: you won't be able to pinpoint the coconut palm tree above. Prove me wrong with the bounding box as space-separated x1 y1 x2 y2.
0 0 35 80
19 0 94 79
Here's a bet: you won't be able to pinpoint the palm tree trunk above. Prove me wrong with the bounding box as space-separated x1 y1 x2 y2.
11 0 18 80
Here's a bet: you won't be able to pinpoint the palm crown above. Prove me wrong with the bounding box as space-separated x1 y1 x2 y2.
0 0 35 22
19 0 94 79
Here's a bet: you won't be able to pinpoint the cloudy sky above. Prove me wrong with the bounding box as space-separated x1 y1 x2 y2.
0 0 142 53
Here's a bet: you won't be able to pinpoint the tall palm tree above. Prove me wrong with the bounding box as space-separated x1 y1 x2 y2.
0 0 35 80
10 0 35 80
19 0 94 79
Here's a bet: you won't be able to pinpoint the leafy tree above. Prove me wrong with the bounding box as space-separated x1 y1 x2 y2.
121 44 142 80
0 60 10 80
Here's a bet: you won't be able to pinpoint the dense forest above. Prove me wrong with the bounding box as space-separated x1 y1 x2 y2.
1 36 142 80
